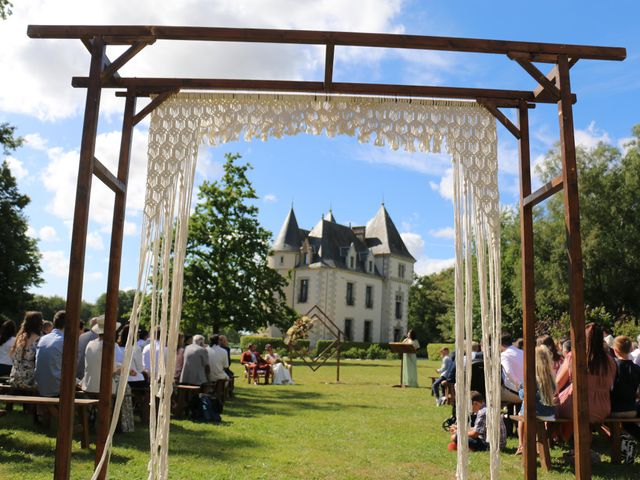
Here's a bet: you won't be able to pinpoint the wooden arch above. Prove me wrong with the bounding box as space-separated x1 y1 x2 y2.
26 25 625 480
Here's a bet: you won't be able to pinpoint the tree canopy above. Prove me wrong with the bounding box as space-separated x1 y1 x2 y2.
182 153 296 334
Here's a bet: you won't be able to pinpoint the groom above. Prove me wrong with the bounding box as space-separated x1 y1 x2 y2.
240 344 271 384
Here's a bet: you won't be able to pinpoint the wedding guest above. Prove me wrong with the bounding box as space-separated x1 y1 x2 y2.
537 335 563 375
402 330 419 388
9 312 43 390
219 335 233 378
500 334 524 404
433 347 453 404
180 334 210 386
142 330 166 380
207 335 230 383
631 334 640 366
174 333 185 382
34 311 66 397
610 336 640 418
77 316 100 379
80 316 121 394
42 320 53 335
116 324 146 388
448 391 507 452
0 320 17 376
241 343 271 384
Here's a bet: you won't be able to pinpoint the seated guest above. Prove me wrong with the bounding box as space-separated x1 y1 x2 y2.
42 320 53 335
557 323 617 424
537 335 563 376
433 347 453 405
241 343 270 384
632 334 640 366
500 334 524 404
116 324 147 389
218 335 234 378
610 336 640 418
471 342 483 361
80 317 121 394
516 345 557 455
180 334 210 386
137 329 149 349
264 344 293 385
0 319 17 376
10 312 43 390
77 316 99 379
207 335 230 383
142 330 167 380
35 311 66 397
448 390 506 452
174 333 185 382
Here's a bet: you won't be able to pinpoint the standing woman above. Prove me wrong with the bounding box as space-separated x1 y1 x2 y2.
402 329 420 387
0 320 17 376
9 311 43 391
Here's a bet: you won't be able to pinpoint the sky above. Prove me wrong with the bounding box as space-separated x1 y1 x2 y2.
1 0 638 303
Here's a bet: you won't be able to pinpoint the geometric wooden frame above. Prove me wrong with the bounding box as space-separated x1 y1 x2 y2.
26 25 626 480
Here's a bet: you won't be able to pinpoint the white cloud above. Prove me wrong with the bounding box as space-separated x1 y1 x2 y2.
38 226 58 241
1 0 404 121
24 133 48 151
356 145 451 176
40 128 150 226
400 232 424 259
86 231 104 251
430 227 454 240
87 271 104 282
5 156 28 180
575 121 610 149
618 137 635 155
41 250 68 277
429 167 453 201
196 146 225 179
414 257 455 276
26 225 37 238
263 193 278 203
123 221 137 236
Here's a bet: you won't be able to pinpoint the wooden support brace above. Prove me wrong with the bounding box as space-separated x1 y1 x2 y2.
324 44 335 90
101 40 153 81
523 175 563 207
478 100 521 139
93 157 126 194
132 90 178 125
81 37 122 80
533 59 578 101
509 52 561 100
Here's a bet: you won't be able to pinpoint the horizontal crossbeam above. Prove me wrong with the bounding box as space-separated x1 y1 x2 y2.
93 157 125 194
523 175 563 207
27 25 627 62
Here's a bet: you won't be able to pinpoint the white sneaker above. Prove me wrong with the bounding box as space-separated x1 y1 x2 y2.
437 396 446 406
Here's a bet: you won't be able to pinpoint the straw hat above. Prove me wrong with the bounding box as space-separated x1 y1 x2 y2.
91 315 121 335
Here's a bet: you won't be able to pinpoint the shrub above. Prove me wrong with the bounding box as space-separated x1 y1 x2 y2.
365 344 388 360
315 340 393 357
426 343 455 360
341 347 368 359
239 336 310 357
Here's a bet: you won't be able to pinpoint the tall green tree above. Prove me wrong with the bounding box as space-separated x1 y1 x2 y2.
94 289 136 322
408 268 455 344
0 161 42 318
0 0 14 20
182 153 296 334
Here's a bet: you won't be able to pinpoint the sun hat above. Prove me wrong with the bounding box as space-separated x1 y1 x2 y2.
91 315 121 335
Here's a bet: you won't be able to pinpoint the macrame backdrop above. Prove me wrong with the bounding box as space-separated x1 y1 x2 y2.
92 92 501 480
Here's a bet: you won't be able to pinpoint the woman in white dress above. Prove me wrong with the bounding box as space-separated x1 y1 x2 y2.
264 344 294 385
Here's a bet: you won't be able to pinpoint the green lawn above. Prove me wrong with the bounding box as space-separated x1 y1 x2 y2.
0 358 637 479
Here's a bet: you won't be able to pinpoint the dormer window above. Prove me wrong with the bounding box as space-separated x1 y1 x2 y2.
349 256 355 269
280 256 284 265
368 260 373 273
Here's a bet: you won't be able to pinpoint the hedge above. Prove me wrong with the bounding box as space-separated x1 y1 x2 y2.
239 336 309 356
426 343 455 360
314 340 429 358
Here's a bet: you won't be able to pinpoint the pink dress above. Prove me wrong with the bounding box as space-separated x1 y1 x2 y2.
557 352 617 423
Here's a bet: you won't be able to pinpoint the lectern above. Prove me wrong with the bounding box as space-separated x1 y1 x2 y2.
389 342 416 388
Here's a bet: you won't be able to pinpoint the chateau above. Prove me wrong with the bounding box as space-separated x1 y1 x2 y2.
267 204 415 345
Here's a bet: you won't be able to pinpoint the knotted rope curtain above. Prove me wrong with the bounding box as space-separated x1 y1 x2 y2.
93 92 502 480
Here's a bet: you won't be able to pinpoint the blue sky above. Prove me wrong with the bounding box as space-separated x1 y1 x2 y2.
1 0 638 302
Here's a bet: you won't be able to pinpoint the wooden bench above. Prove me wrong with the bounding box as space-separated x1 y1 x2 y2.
510 414 640 469
0 394 98 449
429 376 439 396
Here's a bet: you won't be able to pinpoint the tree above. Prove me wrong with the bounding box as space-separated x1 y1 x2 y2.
408 268 455 344
182 153 296 334
94 289 137 322
0 161 42 318
0 0 14 20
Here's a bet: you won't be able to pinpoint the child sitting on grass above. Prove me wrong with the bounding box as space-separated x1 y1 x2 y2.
448 391 506 451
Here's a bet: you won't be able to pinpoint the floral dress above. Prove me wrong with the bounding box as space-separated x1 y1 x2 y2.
10 338 39 390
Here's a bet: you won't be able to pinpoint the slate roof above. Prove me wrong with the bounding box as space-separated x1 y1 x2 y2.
365 204 416 261
272 208 301 252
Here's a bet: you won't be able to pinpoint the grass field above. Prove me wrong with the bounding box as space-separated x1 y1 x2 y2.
0 358 637 479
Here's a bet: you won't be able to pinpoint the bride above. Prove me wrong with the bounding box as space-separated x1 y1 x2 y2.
264 344 294 385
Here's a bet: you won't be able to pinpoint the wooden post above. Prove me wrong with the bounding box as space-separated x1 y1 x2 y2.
95 92 137 479
54 36 105 480
336 332 340 383
556 54 591 480
518 102 537 480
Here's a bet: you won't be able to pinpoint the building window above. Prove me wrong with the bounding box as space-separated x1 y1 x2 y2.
280 256 284 265
393 328 401 342
398 263 405 279
368 260 373 273
365 285 373 309
298 279 309 303
346 282 354 306
395 294 403 319
349 256 355 269
305 252 312 265
344 318 353 341
364 320 372 343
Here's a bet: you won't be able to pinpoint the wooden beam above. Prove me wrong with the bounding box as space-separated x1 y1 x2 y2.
132 90 177 125
324 44 335 89
533 59 578 100
93 157 126 194
557 54 591 480
518 102 537 480
72 76 549 103
101 40 153 81
53 37 105 480
478 100 521 139
26 25 627 61
523 176 563 207
509 52 561 100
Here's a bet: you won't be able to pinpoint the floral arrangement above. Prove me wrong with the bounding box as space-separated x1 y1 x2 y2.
285 315 314 356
